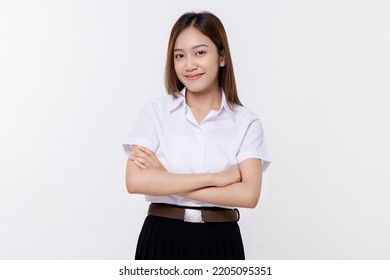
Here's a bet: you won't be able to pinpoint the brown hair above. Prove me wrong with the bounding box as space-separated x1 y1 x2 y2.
164 11 242 106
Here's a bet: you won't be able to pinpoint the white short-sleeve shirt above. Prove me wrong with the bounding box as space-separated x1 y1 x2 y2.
123 88 271 207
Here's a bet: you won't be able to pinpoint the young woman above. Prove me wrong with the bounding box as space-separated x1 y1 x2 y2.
123 11 270 260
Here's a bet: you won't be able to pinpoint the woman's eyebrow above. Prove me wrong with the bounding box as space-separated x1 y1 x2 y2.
173 44 209 52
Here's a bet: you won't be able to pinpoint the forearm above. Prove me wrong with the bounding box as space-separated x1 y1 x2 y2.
181 181 261 209
126 160 215 195
181 159 262 208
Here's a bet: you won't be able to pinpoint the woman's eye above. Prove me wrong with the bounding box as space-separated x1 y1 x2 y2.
175 54 184 59
196 51 206 56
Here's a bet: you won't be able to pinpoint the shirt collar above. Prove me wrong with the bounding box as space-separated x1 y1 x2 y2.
220 88 236 121
169 87 236 121
169 87 186 112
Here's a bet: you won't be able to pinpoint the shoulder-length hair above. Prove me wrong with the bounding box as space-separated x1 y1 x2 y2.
165 11 242 106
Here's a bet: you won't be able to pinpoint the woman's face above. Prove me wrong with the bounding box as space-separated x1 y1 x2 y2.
173 27 225 96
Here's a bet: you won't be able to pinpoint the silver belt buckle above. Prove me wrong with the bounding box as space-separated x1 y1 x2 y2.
184 209 204 223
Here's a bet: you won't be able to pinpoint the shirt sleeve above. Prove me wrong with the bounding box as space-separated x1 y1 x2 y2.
122 103 159 156
236 118 271 172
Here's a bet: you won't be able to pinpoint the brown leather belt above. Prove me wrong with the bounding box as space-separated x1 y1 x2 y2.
148 203 240 223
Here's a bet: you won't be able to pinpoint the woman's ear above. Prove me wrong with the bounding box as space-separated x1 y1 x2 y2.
219 50 226 67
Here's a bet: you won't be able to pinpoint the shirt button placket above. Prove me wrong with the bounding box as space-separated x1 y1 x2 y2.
198 127 206 171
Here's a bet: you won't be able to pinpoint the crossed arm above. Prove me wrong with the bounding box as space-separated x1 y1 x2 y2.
125 146 262 208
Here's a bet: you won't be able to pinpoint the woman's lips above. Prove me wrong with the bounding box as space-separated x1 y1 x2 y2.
185 73 204 80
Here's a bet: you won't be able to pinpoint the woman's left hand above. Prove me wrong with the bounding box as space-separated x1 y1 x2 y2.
128 145 166 171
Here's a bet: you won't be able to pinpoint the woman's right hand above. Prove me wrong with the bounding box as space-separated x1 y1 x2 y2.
214 166 242 187
129 145 166 171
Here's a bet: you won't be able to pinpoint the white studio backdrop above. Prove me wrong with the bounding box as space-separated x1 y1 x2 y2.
0 0 389 259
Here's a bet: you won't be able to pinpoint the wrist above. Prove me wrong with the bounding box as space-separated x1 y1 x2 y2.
205 173 213 187
209 172 219 187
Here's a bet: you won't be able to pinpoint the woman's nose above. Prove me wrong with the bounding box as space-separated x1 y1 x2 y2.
185 57 198 71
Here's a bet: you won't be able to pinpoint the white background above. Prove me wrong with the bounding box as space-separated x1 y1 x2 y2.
0 0 389 259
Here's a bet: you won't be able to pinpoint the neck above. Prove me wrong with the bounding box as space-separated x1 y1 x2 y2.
185 86 222 111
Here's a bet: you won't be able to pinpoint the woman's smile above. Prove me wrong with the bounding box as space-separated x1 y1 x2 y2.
185 73 205 80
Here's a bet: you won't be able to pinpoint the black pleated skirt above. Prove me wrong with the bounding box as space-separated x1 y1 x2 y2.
134 208 245 260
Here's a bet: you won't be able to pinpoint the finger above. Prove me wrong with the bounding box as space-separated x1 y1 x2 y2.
134 146 152 157
130 155 150 166
137 146 153 154
135 155 155 168
137 146 164 168
132 146 164 170
137 146 158 160
131 145 147 156
132 147 151 160
135 146 161 167
132 146 146 156
131 145 140 152
130 147 153 163
134 160 147 169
